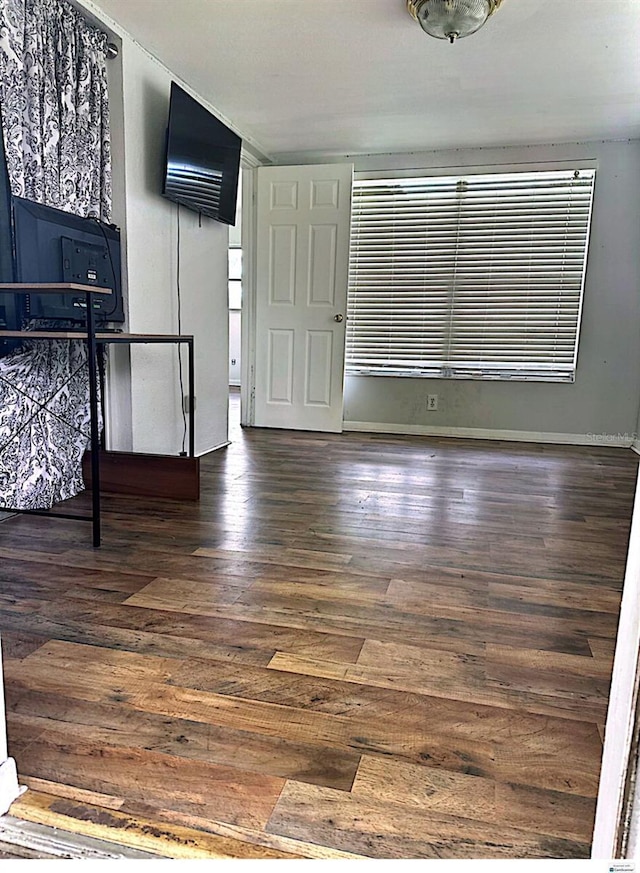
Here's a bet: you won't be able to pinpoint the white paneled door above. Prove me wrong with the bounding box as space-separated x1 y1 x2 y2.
253 164 353 432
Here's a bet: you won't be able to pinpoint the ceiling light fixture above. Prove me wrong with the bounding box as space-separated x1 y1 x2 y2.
407 0 503 44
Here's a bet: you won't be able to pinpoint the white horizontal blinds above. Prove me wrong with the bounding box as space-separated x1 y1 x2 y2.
346 169 595 381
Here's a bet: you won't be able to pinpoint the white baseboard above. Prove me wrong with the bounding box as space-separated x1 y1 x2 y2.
343 421 634 448
197 440 231 457
0 758 23 815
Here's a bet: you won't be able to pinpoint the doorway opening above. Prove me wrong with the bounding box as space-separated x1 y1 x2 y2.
228 175 242 440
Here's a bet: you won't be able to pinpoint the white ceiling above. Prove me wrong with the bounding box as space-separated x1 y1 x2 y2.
88 0 640 160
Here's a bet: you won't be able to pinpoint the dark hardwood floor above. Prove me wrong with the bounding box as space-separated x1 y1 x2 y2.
0 397 637 858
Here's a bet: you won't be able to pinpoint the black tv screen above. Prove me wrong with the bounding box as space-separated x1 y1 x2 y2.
12 195 124 324
163 82 242 225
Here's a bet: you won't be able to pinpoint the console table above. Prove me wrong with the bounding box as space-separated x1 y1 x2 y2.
0 283 195 547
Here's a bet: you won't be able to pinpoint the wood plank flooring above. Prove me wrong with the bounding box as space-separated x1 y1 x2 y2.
0 402 637 858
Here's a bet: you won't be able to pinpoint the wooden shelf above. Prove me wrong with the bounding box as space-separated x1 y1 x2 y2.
0 332 194 341
0 331 98 339
0 283 112 295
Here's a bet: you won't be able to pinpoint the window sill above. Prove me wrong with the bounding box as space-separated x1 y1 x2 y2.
345 369 576 384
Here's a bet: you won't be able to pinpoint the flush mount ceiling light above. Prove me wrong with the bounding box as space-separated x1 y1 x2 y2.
407 0 503 43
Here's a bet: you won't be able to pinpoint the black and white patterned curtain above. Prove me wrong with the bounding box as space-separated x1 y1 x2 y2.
0 0 112 510
0 340 99 509
0 0 112 220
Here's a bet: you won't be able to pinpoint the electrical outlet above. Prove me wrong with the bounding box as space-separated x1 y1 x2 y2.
427 394 439 411
231 358 237 366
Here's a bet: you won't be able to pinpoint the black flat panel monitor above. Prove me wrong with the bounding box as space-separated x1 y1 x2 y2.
0 109 19 349
12 196 124 324
163 82 241 225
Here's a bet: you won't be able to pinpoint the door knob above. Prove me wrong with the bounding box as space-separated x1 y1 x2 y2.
334 313 344 323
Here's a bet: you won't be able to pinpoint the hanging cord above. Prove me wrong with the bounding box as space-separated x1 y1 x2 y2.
176 204 187 455
88 217 119 320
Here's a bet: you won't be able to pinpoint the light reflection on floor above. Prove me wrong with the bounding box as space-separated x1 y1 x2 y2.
228 387 242 443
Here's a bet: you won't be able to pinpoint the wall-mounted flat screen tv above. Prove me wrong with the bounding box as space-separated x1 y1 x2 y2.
162 82 242 226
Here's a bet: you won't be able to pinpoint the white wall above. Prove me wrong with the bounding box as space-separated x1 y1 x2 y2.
102 35 133 453
0 637 20 814
105 38 229 456
278 140 640 443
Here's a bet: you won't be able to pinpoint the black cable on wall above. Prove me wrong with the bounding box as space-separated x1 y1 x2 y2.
176 203 187 456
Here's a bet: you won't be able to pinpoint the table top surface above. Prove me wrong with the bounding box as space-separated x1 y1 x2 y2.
0 283 112 295
0 331 194 341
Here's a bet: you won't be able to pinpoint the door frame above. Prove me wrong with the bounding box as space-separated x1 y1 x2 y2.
592 464 640 858
240 164 258 427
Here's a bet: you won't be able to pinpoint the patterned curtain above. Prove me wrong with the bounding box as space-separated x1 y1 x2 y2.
0 0 111 510
0 0 112 220
0 340 99 509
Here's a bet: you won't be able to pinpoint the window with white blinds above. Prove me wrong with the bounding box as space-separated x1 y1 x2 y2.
346 169 595 382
